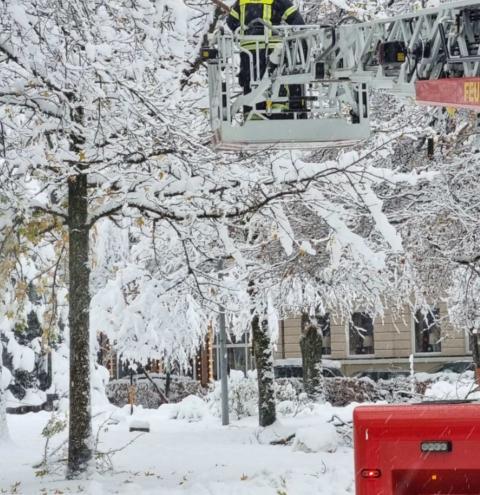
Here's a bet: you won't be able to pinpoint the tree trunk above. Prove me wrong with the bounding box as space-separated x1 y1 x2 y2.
251 313 276 427
0 341 9 442
300 313 324 400
67 172 92 478
470 331 480 387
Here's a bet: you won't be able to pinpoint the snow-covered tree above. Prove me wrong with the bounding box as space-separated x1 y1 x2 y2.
0 0 449 465
90 142 433 424
0 0 217 476
0 165 23 442
448 268 480 377
0 353 7 442
0 236 13 441
397 140 480 381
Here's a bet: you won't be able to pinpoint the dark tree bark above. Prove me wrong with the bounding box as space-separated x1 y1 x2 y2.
470 331 480 386
180 6 223 89
67 171 92 478
251 313 276 427
300 313 324 400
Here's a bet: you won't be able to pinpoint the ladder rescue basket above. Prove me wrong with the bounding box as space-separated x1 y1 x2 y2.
205 26 370 151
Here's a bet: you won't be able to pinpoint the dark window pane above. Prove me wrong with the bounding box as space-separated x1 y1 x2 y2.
228 347 246 373
213 344 254 379
349 312 375 355
415 307 441 353
316 313 332 355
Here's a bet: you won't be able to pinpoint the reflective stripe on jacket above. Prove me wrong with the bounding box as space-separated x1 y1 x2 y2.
226 0 304 45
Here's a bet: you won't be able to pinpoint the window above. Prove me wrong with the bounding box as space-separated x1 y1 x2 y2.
317 314 331 356
212 332 254 379
349 312 375 355
414 307 441 353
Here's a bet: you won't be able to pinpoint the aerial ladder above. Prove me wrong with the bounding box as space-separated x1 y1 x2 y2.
204 0 480 150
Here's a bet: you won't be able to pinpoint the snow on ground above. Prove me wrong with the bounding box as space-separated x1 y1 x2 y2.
0 402 356 495
2 372 476 494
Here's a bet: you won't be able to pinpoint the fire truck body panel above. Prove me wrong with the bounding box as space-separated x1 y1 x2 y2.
354 403 480 495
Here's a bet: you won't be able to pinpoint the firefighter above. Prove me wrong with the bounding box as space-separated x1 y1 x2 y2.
226 0 305 119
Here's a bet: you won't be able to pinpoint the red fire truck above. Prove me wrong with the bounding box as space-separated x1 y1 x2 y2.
354 401 480 495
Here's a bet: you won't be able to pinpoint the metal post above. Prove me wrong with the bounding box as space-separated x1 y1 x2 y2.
129 370 134 416
218 260 229 426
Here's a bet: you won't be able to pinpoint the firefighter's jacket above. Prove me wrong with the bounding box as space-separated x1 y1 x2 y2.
226 0 305 43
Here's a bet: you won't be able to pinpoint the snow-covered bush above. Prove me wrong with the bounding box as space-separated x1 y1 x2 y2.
42 342 109 411
2 318 49 403
170 395 210 422
293 424 339 453
422 371 480 401
207 370 259 420
275 378 301 402
324 377 394 406
106 374 204 408
206 373 409 420
92 364 111 408
276 400 298 416
207 372 315 420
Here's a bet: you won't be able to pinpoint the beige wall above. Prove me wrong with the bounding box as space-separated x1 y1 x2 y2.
278 317 302 359
275 306 470 375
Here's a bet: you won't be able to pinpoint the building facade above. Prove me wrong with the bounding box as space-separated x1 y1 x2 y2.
276 304 471 375
100 305 472 381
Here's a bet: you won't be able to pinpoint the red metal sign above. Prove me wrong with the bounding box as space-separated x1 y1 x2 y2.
354 402 480 495
415 77 480 110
